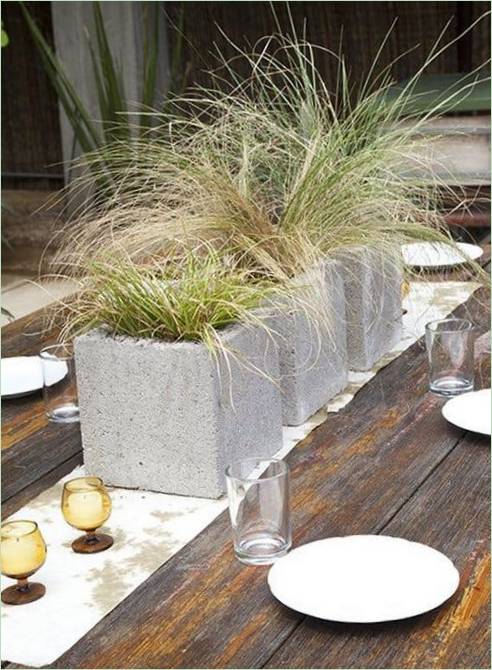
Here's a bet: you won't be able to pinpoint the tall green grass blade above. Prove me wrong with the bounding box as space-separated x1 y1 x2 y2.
140 3 160 133
20 1 102 152
91 1 130 143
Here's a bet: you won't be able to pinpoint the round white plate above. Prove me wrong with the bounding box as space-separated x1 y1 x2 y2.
268 535 459 623
402 242 483 269
1 356 67 399
442 388 491 436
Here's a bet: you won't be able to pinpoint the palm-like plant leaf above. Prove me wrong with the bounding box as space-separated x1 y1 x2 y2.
21 0 163 186
20 1 102 153
140 3 160 133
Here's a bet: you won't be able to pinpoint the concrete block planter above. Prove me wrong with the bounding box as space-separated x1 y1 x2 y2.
334 246 403 371
275 259 348 426
74 323 283 498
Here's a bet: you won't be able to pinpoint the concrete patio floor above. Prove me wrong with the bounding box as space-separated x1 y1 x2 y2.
1 273 77 326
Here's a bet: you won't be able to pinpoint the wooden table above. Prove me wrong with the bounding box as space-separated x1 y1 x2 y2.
2 288 490 669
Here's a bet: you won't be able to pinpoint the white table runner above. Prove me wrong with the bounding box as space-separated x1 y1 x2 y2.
1 281 479 667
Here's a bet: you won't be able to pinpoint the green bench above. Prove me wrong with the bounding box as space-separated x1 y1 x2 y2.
385 72 490 115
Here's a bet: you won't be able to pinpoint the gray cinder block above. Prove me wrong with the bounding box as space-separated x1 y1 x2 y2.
274 259 348 426
74 323 283 498
334 246 403 371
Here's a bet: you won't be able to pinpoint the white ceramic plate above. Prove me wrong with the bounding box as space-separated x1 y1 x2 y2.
402 242 483 269
268 535 459 623
1 356 68 399
442 388 491 436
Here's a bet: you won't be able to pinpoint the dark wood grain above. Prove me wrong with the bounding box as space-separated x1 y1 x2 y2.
1 420 81 504
2 286 489 669
2 309 57 450
1 452 81 520
265 430 490 669
1 309 82 513
1 2 63 188
1 307 57 357
166 1 476 96
50 289 490 670
445 211 490 229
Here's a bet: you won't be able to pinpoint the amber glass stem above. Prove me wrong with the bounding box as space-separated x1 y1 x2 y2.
85 530 99 544
16 578 30 593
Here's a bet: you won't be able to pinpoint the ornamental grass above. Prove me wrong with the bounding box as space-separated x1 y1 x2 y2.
52 27 489 349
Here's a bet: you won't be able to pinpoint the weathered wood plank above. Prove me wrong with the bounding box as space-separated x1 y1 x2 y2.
2 309 82 509
2 452 82 520
51 290 489 669
2 395 46 450
2 287 488 668
2 309 61 451
1 306 58 357
445 211 490 228
265 431 490 669
1 420 81 503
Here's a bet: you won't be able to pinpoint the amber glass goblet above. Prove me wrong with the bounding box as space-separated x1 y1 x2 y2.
1 521 47 605
61 476 113 553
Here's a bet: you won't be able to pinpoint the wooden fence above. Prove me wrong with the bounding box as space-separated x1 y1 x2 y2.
1 1 490 189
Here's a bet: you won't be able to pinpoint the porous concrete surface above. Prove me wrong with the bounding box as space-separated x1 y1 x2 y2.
334 246 403 371
74 323 283 498
274 259 348 426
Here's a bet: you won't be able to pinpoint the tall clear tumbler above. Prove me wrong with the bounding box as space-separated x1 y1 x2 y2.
40 343 79 423
425 318 475 396
225 458 291 566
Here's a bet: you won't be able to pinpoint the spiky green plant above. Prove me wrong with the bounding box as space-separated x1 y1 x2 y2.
59 246 278 344
21 0 188 194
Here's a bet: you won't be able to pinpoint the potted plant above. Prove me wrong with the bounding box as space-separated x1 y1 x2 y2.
59 131 352 426
56 33 488 433
68 249 285 498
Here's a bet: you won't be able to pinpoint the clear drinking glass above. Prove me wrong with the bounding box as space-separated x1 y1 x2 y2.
225 458 291 566
40 343 79 423
425 318 475 396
